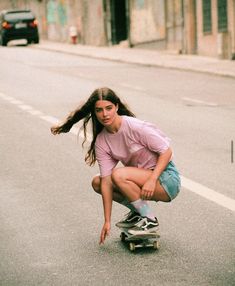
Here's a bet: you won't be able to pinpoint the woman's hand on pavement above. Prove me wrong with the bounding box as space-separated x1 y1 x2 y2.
99 222 111 245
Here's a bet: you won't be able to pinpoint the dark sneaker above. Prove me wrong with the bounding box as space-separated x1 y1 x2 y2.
128 217 159 235
115 211 142 228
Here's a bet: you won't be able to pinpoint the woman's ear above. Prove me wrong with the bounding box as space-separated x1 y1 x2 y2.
116 104 119 112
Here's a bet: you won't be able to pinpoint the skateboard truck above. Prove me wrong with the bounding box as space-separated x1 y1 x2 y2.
119 229 160 252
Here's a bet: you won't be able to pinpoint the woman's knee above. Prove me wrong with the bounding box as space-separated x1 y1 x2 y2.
111 168 126 186
91 175 101 194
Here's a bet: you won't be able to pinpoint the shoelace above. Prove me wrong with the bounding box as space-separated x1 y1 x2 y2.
134 217 147 228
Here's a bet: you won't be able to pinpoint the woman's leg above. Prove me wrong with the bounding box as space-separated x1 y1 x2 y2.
92 175 125 203
111 167 163 234
91 175 143 227
111 167 170 203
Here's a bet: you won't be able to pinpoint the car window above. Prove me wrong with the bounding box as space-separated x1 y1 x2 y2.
5 11 34 21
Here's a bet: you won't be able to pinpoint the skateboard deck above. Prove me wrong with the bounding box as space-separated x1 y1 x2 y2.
119 227 160 251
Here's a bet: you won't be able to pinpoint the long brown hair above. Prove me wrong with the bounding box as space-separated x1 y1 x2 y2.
51 87 135 165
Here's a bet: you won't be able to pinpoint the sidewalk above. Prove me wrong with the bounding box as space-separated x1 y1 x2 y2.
33 40 235 79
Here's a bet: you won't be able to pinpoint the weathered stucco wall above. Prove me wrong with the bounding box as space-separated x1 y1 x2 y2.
1 0 234 59
183 0 197 54
165 0 184 52
197 0 218 57
196 0 232 59
0 0 106 45
227 0 235 58
46 0 106 45
82 0 106 46
129 0 165 45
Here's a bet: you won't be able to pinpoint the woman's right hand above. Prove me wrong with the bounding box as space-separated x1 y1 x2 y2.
51 125 63 135
51 122 72 135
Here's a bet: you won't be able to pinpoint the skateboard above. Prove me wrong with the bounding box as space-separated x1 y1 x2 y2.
119 227 160 252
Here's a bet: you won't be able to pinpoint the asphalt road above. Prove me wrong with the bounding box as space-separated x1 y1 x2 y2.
0 46 234 286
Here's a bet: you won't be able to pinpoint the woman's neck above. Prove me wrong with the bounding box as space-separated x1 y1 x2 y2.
105 115 122 134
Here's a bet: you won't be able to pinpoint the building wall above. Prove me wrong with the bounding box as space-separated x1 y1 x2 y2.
81 0 106 46
197 0 218 57
183 0 197 54
228 0 235 58
196 0 234 59
129 0 166 46
1 0 235 59
0 0 106 45
165 0 184 52
45 0 106 45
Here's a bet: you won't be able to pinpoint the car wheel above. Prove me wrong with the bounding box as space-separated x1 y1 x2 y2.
34 37 39 44
0 36 7 46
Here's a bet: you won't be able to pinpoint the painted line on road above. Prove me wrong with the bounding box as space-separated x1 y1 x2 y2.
40 115 59 125
0 91 234 212
27 109 44 116
181 176 235 212
182 97 218 107
9 99 24 105
120 83 146 92
18 104 34 111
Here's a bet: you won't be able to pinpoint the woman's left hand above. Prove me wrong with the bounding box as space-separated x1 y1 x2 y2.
99 222 111 245
141 179 156 200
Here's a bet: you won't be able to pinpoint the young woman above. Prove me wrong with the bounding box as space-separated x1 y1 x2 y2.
51 87 181 244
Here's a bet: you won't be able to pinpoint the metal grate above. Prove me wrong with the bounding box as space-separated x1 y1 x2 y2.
217 0 228 32
203 0 212 34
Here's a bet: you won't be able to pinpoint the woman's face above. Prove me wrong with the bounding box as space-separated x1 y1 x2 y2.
95 100 118 127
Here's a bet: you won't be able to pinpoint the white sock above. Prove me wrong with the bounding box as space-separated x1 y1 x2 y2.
130 199 156 221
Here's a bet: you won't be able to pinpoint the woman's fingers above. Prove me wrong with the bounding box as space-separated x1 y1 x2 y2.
99 224 110 245
141 189 154 200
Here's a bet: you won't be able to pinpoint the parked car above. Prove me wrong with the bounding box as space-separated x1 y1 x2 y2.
0 9 39 46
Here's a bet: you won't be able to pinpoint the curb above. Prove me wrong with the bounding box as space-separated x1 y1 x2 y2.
31 42 235 79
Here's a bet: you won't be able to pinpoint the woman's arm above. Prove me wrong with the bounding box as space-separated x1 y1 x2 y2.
151 147 172 180
99 175 113 244
141 147 172 200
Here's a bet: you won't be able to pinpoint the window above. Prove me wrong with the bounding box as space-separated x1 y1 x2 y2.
217 0 227 32
203 0 212 34
5 11 34 21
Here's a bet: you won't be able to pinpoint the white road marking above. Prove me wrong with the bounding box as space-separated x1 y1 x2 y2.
1 92 234 212
40 115 59 125
181 176 235 212
0 92 8 99
9 99 24 105
182 97 218 107
120 83 146 92
0 94 14 101
18 104 33 111
27 109 44 116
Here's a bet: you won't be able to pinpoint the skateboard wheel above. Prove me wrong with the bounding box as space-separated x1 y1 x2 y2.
153 240 160 250
120 232 127 242
129 242 135 251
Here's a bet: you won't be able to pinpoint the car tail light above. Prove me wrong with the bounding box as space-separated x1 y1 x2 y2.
2 21 12 29
29 20 38 28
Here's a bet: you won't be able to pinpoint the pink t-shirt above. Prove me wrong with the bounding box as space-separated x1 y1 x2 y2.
95 116 170 177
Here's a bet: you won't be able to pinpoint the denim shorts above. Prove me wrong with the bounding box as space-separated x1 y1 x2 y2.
159 161 181 201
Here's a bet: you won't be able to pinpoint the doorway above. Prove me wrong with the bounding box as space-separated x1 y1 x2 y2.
110 0 128 44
